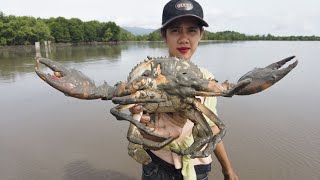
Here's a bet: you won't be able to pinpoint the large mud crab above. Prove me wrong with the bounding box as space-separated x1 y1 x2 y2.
35 56 297 164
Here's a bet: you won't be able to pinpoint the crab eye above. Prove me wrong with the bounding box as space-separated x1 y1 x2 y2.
142 70 151 77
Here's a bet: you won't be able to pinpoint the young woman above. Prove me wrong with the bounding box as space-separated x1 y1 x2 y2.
131 0 239 179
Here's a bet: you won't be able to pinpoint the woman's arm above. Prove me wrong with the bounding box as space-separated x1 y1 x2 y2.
212 125 239 180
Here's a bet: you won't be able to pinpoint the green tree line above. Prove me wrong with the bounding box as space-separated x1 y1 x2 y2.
0 11 136 46
202 30 320 41
0 11 319 46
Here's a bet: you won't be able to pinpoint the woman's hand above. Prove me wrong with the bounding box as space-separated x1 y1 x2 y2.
129 105 151 126
129 105 187 150
223 168 239 180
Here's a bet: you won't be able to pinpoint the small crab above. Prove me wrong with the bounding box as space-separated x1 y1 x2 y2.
35 55 297 164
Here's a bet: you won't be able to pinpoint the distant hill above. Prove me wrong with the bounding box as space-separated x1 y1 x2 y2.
122 26 155 36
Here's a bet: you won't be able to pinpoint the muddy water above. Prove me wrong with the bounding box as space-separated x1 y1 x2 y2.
0 41 319 180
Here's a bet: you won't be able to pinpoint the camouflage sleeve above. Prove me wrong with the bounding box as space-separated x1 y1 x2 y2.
199 68 218 127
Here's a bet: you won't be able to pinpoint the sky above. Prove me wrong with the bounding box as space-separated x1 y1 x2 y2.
2 0 320 36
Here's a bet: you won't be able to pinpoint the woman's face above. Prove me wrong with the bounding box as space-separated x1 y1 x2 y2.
163 17 204 60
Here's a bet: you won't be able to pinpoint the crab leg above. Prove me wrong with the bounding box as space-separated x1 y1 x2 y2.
186 79 252 97
110 103 174 142
180 56 298 97
185 123 217 158
35 57 154 100
170 109 212 156
112 97 166 105
128 141 152 165
171 98 226 157
189 100 226 158
127 112 152 165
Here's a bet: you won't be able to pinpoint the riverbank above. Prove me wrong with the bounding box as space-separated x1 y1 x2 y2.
0 41 124 51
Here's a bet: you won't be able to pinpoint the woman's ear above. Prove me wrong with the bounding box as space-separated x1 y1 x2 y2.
200 27 204 39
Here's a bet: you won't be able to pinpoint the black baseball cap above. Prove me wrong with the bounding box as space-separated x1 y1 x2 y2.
161 0 209 29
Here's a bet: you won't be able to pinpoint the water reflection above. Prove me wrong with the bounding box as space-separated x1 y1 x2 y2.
63 160 135 180
0 41 231 82
48 45 123 62
0 44 125 82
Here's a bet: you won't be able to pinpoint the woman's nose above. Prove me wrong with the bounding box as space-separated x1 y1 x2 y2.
178 32 189 44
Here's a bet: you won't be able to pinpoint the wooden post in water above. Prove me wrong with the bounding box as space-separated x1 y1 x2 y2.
44 41 49 58
48 41 52 54
35 42 41 57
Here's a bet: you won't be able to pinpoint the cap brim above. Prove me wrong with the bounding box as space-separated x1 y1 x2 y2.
161 14 209 29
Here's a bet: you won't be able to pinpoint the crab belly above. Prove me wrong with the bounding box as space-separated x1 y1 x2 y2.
143 91 189 113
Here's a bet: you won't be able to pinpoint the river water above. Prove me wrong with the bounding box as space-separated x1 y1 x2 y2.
0 41 319 180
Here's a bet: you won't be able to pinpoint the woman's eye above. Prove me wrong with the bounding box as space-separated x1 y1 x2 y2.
170 28 179 32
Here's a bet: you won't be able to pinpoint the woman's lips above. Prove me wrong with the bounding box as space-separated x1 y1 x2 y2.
177 47 190 54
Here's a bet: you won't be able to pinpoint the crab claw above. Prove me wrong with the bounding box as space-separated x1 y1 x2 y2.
35 57 74 93
35 57 114 99
35 57 70 77
236 56 298 95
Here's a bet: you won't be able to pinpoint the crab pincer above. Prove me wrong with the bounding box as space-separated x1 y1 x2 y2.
35 57 115 100
235 56 298 95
